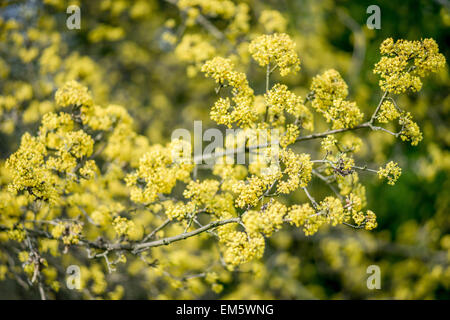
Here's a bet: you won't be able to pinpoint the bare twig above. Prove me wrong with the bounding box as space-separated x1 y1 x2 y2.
302 187 318 209
141 218 171 242
132 217 240 253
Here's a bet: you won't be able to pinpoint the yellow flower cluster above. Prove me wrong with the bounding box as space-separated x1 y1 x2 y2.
0 82 34 123
352 209 377 230
112 217 136 238
164 201 195 221
310 69 363 129
54 80 94 107
175 0 251 40
51 222 82 245
40 112 94 160
326 99 363 129
88 24 125 43
287 203 321 236
277 149 312 194
175 34 216 77
343 193 377 230
336 172 366 201
78 99 147 164
0 95 17 114
6 110 94 203
288 195 377 235
243 200 287 237
378 161 402 185
202 57 256 127
398 112 423 146
91 205 114 227
280 124 300 148
209 98 233 127
213 162 247 190
318 196 348 226
259 10 287 33
340 134 363 154
7 226 26 242
184 179 220 204
374 38 446 94
321 135 337 153
375 100 422 146
79 160 99 179
81 103 133 132
310 69 348 111
264 83 313 130
328 153 355 177
126 143 194 204
227 3 251 39
182 179 225 214
230 147 312 208
161 31 177 46
218 225 265 267
178 0 236 20
233 176 265 208
249 33 301 76
51 81 145 166
103 122 149 164
377 100 400 123
364 210 378 230
6 133 54 201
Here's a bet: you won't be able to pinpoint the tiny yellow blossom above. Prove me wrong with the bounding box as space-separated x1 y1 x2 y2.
287 203 323 236
377 100 400 123
202 57 256 127
249 33 300 76
112 216 135 238
398 112 423 146
259 10 287 33
374 38 446 94
55 80 93 107
378 161 402 185
321 135 337 153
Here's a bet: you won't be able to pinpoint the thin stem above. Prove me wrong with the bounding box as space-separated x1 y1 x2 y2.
38 282 46 300
295 123 369 142
264 63 271 123
132 217 240 253
312 159 378 174
351 165 378 174
312 169 343 200
193 89 393 164
369 91 389 124
302 187 318 209
141 218 171 242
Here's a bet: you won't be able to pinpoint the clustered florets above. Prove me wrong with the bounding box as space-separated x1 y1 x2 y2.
264 83 313 132
201 57 256 127
249 33 301 76
377 100 400 123
6 81 147 206
377 161 402 185
374 38 446 94
3 31 446 278
125 142 194 204
310 69 364 129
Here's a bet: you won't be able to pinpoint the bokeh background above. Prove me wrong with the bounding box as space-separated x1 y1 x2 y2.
0 0 449 299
